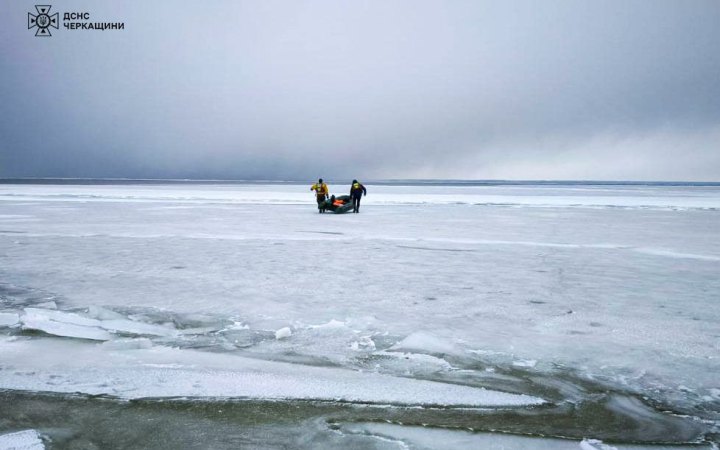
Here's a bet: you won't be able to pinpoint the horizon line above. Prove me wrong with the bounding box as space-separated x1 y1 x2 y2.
1 177 719 185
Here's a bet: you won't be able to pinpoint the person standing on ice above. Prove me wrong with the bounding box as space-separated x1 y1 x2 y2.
310 178 329 213
349 179 367 213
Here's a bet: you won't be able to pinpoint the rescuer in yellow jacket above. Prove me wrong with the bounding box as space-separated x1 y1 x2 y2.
310 178 329 213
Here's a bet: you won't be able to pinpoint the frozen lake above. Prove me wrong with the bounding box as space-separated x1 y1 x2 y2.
0 182 719 448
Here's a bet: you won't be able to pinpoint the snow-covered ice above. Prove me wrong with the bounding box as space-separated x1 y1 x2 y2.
0 182 718 445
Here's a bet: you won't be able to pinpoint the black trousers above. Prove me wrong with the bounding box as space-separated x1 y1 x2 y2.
352 195 362 212
317 195 327 212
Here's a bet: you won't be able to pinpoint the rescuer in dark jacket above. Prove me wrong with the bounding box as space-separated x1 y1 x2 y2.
349 180 367 213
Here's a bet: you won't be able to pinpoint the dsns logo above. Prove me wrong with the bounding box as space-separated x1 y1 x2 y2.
28 5 59 36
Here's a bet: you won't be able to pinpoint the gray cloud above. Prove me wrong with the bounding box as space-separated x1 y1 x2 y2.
1 0 719 180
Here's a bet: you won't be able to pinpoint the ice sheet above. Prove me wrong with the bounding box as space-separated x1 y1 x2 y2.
0 182 718 433
1 183 719 209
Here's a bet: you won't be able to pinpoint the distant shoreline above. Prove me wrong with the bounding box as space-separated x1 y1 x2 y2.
0 178 719 187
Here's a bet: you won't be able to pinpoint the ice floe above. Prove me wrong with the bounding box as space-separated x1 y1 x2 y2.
275 327 292 340
338 423 712 450
580 438 619 450
19 308 176 341
0 429 44 450
21 308 112 341
0 338 544 407
389 331 459 355
0 313 20 328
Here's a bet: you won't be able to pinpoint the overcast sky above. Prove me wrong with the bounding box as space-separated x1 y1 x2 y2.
1 0 719 181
